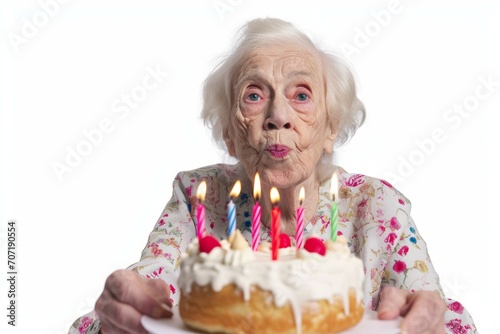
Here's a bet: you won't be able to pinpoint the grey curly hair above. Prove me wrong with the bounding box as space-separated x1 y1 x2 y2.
201 18 365 171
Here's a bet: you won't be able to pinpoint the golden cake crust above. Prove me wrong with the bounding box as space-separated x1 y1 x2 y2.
179 282 364 334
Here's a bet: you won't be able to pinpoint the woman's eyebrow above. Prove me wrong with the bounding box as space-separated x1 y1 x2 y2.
235 70 314 95
237 72 267 85
238 70 312 85
235 72 269 94
287 70 313 78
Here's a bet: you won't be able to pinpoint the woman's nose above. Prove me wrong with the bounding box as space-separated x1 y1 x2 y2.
264 97 294 130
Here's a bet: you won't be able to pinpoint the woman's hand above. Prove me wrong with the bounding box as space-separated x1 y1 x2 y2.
378 286 446 334
95 269 173 334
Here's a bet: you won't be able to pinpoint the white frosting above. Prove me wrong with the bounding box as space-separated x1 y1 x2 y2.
179 235 364 332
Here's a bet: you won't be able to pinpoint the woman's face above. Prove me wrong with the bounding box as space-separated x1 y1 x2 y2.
225 45 337 188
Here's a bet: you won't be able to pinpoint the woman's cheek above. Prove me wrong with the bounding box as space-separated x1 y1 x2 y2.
298 136 314 151
231 113 256 147
296 107 317 124
248 129 263 147
238 117 261 147
294 122 314 146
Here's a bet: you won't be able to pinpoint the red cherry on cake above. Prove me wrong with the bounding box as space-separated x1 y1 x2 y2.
279 233 291 248
199 235 222 253
304 237 326 256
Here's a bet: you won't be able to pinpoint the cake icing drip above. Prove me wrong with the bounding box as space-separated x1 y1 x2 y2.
179 232 364 332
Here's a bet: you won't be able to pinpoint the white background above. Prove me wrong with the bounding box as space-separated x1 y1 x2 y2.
1 0 498 333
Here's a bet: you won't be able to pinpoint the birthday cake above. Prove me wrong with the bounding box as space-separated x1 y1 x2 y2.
178 231 365 333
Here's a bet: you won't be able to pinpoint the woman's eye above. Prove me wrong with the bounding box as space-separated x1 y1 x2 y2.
247 93 261 101
296 93 309 101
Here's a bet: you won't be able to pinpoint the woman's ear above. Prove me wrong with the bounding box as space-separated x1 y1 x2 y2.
223 128 236 157
323 120 338 154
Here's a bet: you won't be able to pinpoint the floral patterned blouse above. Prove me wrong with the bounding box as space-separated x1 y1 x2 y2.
69 163 477 334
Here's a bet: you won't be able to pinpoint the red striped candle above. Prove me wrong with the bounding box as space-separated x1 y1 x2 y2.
270 187 281 261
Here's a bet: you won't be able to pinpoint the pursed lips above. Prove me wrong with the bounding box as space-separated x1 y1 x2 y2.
266 144 290 158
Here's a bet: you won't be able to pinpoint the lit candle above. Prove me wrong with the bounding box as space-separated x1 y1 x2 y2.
330 173 339 242
270 187 281 261
296 187 305 249
196 180 207 239
251 173 262 251
228 180 241 237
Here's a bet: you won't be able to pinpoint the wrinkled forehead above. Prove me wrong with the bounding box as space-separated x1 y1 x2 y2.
236 45 323 83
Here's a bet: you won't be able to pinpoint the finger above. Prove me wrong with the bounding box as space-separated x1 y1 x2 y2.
133 274 174 316
96 289 148 334
400 292 446 334
105 270 172 318
143 275 173 308
377 286 409 320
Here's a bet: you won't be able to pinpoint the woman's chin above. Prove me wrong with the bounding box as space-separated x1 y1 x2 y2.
259 169 300 188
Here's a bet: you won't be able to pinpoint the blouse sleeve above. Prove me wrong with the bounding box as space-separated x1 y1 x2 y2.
68 171 197 334
129 170 198 305
378 188 477 333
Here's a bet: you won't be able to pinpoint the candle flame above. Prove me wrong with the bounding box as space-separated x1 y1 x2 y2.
330 172 338 202
299 187 305 205
230 180 241 198
270 187 280 205
197 180 207 201
253 173 261 201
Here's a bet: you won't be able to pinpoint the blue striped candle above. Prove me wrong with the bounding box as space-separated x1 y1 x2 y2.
228 180 241 237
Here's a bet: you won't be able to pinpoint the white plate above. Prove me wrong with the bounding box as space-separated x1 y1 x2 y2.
142 307 402 334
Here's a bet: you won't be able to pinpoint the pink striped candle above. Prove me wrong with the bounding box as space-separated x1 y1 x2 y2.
251 173 261 251
296 187 305 249
196 180 207 238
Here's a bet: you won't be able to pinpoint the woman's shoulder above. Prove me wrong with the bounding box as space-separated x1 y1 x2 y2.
173 163 240 191
333 166 412 208
175 163 238 180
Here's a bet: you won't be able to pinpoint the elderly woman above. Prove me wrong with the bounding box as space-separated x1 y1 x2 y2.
70 18 476 334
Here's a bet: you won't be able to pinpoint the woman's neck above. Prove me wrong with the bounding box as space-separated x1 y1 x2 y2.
258 176 320 236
